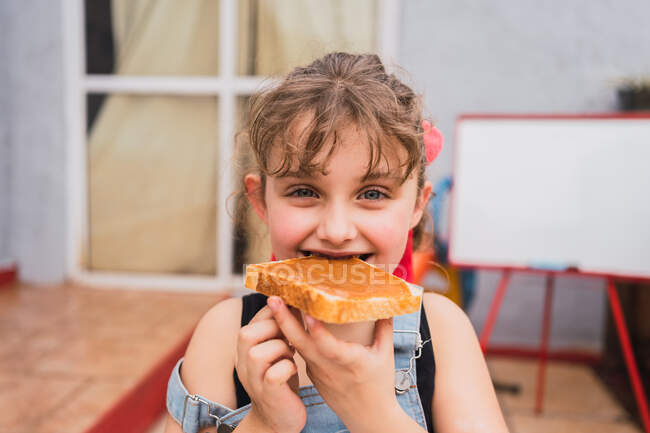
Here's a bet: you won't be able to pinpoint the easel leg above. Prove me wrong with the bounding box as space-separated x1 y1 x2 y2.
535 274 555 414
607 279 650 432
480 270 511 353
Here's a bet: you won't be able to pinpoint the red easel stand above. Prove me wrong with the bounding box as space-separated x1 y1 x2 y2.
607 278 650 433
479 270 511 353
480 271 650 433
535 274 555 414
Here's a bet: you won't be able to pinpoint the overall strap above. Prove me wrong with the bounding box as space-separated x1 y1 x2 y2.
392 283 431 431
234 293 268 408
167 358 248 433
393 283 426 370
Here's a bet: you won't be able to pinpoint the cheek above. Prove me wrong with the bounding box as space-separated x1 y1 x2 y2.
361 205 413 253
370 202 413 234
266 204 315 254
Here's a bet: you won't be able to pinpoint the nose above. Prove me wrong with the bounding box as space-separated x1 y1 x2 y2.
316 201 357 246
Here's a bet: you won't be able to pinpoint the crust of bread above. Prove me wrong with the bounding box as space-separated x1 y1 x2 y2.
244 257 422 324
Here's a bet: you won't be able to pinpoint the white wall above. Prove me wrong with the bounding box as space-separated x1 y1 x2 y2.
0 3 9 261
1 0 67 282
399 0 650 350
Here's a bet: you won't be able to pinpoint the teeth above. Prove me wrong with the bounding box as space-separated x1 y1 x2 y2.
300 250 371 261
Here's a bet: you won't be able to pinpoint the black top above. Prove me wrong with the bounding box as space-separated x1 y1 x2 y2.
233 293 436 432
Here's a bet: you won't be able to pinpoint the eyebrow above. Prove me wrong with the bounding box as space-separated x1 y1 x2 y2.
363 171 403 181
279 170 402 182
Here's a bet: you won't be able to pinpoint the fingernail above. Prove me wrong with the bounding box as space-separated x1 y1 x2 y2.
268 297 280 311
304 314 315 329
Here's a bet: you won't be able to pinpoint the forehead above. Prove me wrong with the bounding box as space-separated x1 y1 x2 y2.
267 116 410 182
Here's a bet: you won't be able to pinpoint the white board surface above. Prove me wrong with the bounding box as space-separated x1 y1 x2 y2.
449 116 650 279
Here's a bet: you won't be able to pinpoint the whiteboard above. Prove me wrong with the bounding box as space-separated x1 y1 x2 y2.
449 116 650 280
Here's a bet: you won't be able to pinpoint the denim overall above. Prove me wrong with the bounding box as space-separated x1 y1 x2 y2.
166 287 429 433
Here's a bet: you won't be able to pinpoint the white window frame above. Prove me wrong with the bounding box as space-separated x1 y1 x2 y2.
62 0 401 292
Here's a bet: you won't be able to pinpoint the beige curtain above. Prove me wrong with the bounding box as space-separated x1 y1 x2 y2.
88 0 219 274
237 0 377 266
239 0 377 76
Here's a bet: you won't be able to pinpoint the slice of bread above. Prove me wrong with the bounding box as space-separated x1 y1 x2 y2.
244 256 422 324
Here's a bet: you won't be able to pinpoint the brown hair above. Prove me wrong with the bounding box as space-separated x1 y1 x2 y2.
232 52 434 252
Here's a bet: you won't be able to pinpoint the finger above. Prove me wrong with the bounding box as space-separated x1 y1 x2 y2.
372 317 394 352
249 339 295 380
238 318 283 360
288 305 304 330
264 358 298 387
267 296 315 359
249 305 273 323
303 314 351 361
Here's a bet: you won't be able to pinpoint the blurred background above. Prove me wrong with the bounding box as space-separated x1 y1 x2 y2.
1 1 649 432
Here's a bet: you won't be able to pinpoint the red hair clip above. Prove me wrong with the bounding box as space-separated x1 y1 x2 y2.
422 120 443 165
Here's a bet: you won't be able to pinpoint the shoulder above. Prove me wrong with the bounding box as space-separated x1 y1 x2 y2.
421 292 509 432
421 291 477 347
421 291 480 363
180 296 243 408
188 296 243 350
422 291 471 328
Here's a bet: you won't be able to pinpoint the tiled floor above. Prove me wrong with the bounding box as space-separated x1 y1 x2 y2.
0 282 224 433
0 282 643 433
488 358 642 432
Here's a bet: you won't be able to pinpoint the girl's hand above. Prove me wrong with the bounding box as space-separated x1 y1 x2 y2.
235 305 307 433
267 296 402 432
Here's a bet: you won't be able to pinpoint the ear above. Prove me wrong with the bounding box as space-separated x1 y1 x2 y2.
410 180 433 230
244 174 268 224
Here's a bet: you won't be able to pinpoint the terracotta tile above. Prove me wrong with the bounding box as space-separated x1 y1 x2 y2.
508 413 642 433
0 332 28 360
0 374 86 430
0 287 76 334
54 308 169 339
487 357 628 420
0 304 69 334
149 311 203 341
53 290 220 340
35 379 133 433
0 283 226 432
33 333 172 380
0 427 33 433
0 332 73 375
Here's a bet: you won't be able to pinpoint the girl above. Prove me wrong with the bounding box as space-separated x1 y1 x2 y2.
164 52 508 433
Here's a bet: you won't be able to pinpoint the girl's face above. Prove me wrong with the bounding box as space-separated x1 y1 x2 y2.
245 123 432 274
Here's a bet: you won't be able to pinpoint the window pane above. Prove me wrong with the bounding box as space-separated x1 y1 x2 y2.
85 0 219 75
238 0 377 76
232 96 271 273
87 94 219 275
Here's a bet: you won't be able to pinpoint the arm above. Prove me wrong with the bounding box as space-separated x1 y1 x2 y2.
162 297 274 433
423 293 510 433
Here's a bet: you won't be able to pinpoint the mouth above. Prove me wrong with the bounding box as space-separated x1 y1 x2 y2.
299 250 373 262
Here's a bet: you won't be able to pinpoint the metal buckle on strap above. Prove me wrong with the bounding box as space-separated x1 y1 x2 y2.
393 329 432 394
393 329 431 358
182 394 233 431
